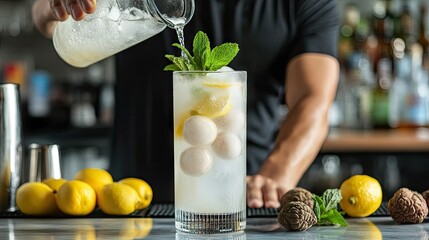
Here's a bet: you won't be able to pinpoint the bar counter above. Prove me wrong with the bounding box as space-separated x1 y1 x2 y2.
321 128 429 153
1 216 428 239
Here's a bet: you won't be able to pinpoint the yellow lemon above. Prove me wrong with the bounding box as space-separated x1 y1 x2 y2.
175 112 193 137
202 82 235 88
175 92 231 137
340 175 383 217
74 168 113 198
16 182 57 216
98 182 141 215
42 178 67 192
119 178 153 210
192 93 231 118
56 180 96 216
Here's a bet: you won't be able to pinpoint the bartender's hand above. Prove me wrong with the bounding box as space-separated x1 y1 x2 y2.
32 0 96 38
246 175 288 209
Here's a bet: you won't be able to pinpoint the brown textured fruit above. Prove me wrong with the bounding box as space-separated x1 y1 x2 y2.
279 187 313 210
277 201 317 231
388 188 428 224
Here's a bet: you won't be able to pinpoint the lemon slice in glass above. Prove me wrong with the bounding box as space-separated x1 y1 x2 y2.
192 93 231 118
176 92 231 137
202 82 235 89
176 112 193 137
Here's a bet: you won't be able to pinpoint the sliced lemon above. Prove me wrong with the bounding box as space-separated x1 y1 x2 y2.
193 93 231 118
175 112 193 137
175 91 231 138
203 82 235 88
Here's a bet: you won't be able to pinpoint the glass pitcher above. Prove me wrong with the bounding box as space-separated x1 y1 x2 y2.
53 0 195 68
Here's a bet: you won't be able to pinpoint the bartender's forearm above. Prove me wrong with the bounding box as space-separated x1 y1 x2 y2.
258 96 330 189
258 53 339 190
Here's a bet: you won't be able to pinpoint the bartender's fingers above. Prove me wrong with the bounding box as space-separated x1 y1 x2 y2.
60 0 88 20
277 186 289 201
261 178 281 209
246 175 264 208
50 0 69 21
77 0 96 14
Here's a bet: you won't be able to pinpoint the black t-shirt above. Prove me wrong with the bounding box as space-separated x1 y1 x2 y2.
110 0 339 203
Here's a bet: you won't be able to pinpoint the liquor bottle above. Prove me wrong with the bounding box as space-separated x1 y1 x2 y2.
390 43 429 128
340 51 375 130
388 0 402 39
373 0 388 40
418 2 429 72
339 4 361 64
372 0 395 72
372 58 392 129
400 2 416 48
389 51 409 128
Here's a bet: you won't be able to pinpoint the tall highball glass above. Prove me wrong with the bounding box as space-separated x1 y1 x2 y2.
173 71 247 234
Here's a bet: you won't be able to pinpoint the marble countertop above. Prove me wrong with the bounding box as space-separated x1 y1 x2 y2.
1 217 428 239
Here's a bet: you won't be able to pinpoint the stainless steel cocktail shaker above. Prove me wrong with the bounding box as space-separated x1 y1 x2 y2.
0 83 22 212
28 143 62 182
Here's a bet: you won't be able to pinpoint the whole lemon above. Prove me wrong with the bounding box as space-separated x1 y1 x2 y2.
98 182 141 215
74 168 113 198
16 182 57 216
340 175 383 217
42 178 68 192
119 178 153 210
56 180 96 216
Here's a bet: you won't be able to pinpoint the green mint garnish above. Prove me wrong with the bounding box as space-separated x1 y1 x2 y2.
164 31 239 71
312 189 348 226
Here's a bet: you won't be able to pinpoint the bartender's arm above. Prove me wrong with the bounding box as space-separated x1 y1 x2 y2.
32 0 95 38
247 53 339 208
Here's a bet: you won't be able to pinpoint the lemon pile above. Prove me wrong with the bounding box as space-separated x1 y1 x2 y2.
16 168 153 216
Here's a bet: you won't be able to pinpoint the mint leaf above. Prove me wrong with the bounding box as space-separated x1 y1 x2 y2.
164 55 194 71
172 43 196 66
322 210 348 226
207 43 240 71
164 31 239 71
164 64 181 71
322 189 342 212
313 195 321 221
312 194 325 213
193 31 211 70
312 189 348 227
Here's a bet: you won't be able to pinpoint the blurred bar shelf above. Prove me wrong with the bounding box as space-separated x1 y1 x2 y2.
23 126 111 149
321 128 429 153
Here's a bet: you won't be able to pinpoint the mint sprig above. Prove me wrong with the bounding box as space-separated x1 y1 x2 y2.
312 189 348 226
164 31 239 71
